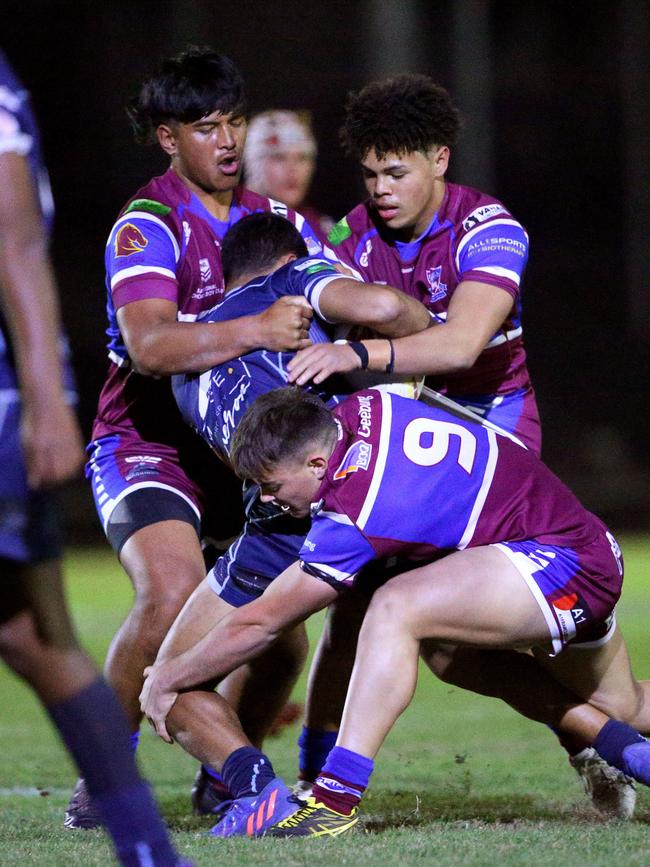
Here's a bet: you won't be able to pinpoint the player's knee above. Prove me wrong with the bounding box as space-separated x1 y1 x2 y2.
364 582 411 633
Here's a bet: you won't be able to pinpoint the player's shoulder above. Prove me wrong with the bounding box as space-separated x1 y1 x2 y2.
444 182 522 234
327 202 373 249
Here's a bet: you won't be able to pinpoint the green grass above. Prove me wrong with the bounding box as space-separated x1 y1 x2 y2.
1 536 650 865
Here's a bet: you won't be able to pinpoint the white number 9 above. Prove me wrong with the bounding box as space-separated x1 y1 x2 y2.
402 418 476 473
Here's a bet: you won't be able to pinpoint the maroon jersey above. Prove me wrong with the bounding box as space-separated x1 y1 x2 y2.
327 183 531 399
93 167 321 444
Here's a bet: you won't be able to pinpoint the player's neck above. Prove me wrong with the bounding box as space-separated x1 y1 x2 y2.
192 185 235 221
173 167 236 220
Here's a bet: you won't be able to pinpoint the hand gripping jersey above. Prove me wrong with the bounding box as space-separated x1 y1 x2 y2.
173 256 348 461
300 389 609 589
93 168 321 443
327 184 534 407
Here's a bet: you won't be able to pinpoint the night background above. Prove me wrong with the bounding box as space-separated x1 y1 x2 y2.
3 0 649 535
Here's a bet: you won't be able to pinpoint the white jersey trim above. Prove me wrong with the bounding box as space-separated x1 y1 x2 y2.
477 264 522 286
306 274 347 322
457 428 498 550
110 264 176 290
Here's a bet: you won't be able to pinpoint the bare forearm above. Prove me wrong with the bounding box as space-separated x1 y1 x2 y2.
0 234 68 401
131 316 264 376
363 325 479 377
162 619 281 692
367 291 432 338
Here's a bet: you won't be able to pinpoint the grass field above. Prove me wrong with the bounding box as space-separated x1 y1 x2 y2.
1 537 649 866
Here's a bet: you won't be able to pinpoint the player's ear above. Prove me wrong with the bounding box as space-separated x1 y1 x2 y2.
431 145 449 178
308 454 329 479
156 123 177 156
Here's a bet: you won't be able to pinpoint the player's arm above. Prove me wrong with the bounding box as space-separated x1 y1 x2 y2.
318 277 431 338
118 294 313 377
0 151 83 486
139 561 336 741
288 279 511 385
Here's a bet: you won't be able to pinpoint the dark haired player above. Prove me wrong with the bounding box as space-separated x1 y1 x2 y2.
294 74 538 452
65 46 322 827
289 74 633 815
132 213 429 826
0 50 191 866
140 386 650 837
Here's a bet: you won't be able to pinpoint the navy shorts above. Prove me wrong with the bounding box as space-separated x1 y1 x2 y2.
0 394 62 563
207 487 310 607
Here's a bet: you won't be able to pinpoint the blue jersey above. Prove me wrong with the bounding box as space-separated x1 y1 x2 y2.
173 256 348 459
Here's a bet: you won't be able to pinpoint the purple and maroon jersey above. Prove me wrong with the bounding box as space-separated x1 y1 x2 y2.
300 389 605 588
327 183 530 398
93 167 321 442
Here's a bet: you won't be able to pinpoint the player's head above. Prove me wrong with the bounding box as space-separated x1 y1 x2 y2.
340 75 461 239
221 212 308 287
243 110 317 209
128 46 248 194
231 387 337 517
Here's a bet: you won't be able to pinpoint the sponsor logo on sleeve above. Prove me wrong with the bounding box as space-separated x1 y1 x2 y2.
462 203 508 231
305 262 333 276
114 222 149 257
425 266 448 302
357 392 373 437
359 238 373 267
333 440 373 480
124 198 172 216
327 218 352 246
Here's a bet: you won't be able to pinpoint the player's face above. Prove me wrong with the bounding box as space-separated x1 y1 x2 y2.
361 147 448 241
258 455 324 518
161 109 248 195
260 149 315 209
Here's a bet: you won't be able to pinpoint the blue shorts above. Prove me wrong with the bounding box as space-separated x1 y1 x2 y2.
207 488 309 607
86 432 244 552
0 393 62 563
494 530 623 655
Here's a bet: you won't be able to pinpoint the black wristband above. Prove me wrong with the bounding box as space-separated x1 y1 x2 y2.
347 340 369 370
385 339 395 373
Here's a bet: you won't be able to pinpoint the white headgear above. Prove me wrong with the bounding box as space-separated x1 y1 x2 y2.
244 110 316 185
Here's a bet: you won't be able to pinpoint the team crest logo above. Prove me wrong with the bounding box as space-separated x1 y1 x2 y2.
199 258 212 282
114 223 148 257
425 266 447 302
333 440 372 480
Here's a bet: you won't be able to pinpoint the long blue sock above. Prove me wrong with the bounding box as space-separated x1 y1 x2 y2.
594 720 650 783
221 746 276 799
298 726 338 782
47 677 178 867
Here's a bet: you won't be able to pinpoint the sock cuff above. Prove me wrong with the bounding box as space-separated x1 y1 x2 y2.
298 726 339 749
323 745 374 789
594 719 645 768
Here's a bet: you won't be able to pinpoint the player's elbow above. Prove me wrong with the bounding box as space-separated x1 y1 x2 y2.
445 340 483 372
365 289 404 327
126 338 171 377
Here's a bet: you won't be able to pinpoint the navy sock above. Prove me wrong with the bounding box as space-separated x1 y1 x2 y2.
298 726 338 782
221 746 276 799
594 720 648 781
47 677 178 867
